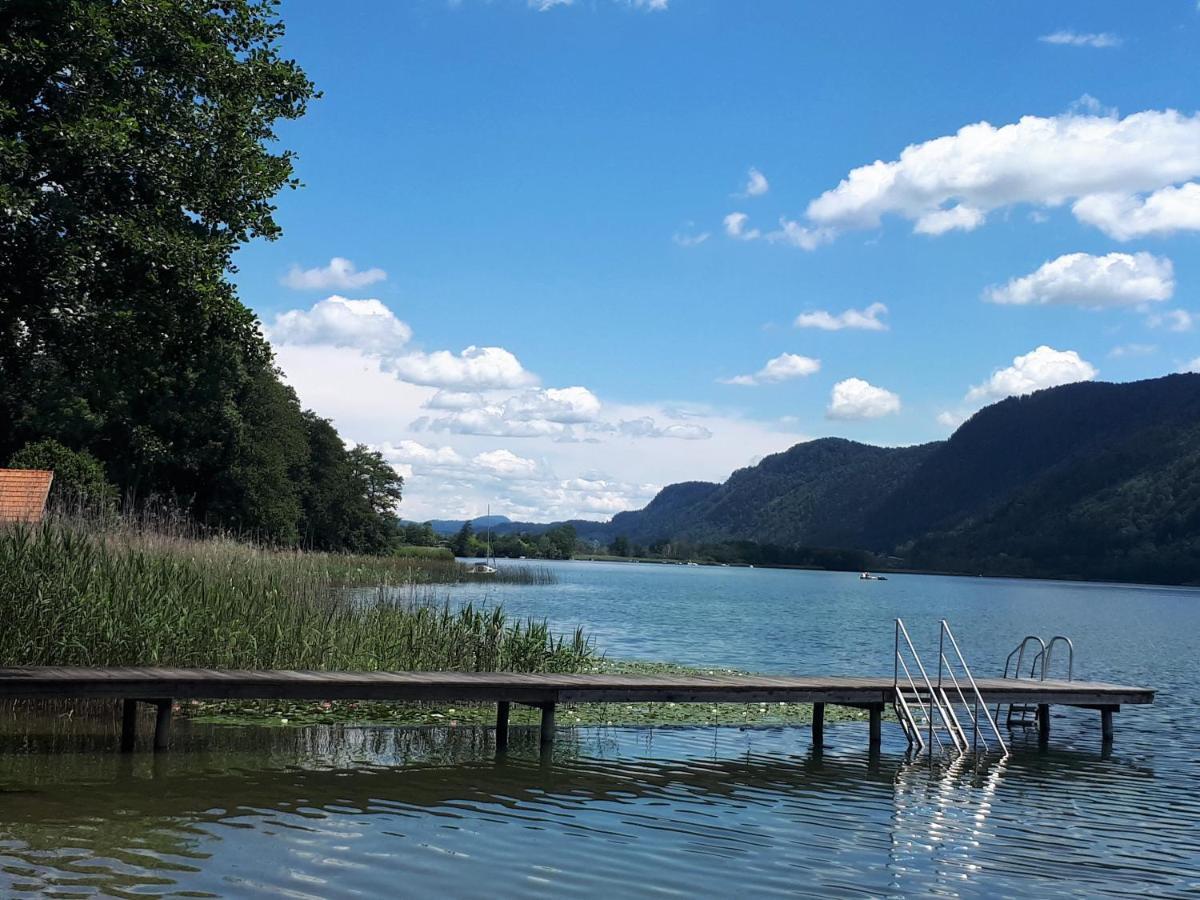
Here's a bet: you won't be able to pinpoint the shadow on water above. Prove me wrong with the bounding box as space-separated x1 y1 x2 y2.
0 714 1190 898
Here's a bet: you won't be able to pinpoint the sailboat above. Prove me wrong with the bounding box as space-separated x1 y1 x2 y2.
469 505 498 575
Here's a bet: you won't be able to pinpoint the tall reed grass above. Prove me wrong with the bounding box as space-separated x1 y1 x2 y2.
0 523 589 673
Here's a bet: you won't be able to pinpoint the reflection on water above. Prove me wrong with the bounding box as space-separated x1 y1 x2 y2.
0 713 1194 897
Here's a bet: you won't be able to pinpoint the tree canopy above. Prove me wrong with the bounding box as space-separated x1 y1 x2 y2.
0 0 402 551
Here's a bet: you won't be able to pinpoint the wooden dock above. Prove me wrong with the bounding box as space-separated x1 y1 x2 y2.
0 667 1153 754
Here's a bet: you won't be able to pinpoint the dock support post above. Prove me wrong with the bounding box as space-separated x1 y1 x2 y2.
868 703 882 752
120 699 138 752
153 700 173 751
812 702 825 747
496 701 510 753
540 702 556 748
1101 707 1114 743
1037 704 1050 745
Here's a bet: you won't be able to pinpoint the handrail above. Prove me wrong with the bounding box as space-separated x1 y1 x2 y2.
895 619 957 753
1041 635 1074 681
939 620 1008 755
940 656 985 752
997 635 1046 724
897 651 943 752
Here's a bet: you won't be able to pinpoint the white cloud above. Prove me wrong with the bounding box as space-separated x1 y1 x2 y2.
1038 30 1121 48
1180 358 1200 374
912 204 986 235
624 0 668 10
269 296 412 353
386 346 536 390
765 218 835 250
720 352 820 386
1146 308 1195 332
281 257 387 291
271 343 809 522
802 108 1200 242
965 345 1098 404
503 387 603 423
1108 343 1157 359
380 440 465 467
1072 183 1200 240
723 212 760 241
985 252 1174 309
424 390 486 410
741 167 769 197
794 302 889 331
672 226 710 247
473 448 542 479
530 0 572 10
936 410 967 429
614 417 712 439
826 378 901 420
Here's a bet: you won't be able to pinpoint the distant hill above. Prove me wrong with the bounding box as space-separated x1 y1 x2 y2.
417 375 1200 584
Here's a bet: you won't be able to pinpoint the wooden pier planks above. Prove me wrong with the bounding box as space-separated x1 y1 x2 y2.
0 666 1154 708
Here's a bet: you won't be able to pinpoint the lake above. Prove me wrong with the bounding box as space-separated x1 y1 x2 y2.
2 562 1198 896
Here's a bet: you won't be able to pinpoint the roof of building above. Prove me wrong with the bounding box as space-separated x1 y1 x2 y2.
0 469 54 524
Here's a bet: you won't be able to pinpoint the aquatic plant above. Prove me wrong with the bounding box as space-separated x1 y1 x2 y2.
0 523 585 673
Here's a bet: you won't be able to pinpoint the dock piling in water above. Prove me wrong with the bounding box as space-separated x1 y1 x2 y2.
0 667 1152 756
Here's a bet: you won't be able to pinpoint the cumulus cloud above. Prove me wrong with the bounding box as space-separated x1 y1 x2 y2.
473 448 542 478
741 167 769 197
386 346 536 390
794 302 888 331
984 252 1174 308
800 108 1200 242
1072 183 1200 240
1038 30 1121 48
1181 358 1200 374
413 387 600 438
282 257 387 291
826 378 901 420
965 346 1098 404
724 212 760 241
380 440 465 468
720 353 821 386
424 390 486 410
765 218 835 250
1146 309 1195 332
936 410 967 429
269 296 412 353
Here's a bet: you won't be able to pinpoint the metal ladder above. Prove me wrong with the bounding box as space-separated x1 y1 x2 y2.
996 634 1074 728
893 619 1007 756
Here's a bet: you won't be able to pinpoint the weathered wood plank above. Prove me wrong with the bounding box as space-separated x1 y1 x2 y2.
0 667 1154 708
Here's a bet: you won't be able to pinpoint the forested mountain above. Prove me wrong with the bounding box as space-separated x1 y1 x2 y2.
582 374 1200 584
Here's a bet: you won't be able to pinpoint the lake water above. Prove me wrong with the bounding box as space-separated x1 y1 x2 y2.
2 562 1198 896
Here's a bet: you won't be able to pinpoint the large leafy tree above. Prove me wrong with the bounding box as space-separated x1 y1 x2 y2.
0 0 314 517
0 1 404 550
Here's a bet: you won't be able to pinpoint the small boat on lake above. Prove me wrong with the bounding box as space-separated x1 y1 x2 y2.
859 572 887 581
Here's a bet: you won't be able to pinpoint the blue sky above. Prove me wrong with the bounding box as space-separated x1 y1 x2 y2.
236 0 1200 521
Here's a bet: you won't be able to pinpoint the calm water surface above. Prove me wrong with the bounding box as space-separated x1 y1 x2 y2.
2 563 1198 896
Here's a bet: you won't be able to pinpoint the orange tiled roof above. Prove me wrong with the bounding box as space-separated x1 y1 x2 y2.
0 469 54 524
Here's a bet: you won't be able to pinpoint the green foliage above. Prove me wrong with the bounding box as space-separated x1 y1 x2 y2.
8 439 117 511
0 1 402 553
604 376 1200 584
0 523 580 670
451 521 474 557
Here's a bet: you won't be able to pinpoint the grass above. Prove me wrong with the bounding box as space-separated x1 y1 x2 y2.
0 520 868 731
0 522 577 671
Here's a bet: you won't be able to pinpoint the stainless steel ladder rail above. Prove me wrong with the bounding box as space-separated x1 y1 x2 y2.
937 620 1008 756
995 635 1046 727
1033 635 1074 683
894 619 962 754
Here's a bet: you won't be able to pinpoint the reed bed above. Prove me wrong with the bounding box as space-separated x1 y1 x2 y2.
0 523 588 673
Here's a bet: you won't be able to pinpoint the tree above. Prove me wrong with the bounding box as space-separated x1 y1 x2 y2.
0 0 317 529
451 522 474 558
610 535 630 557
9 439 117 512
